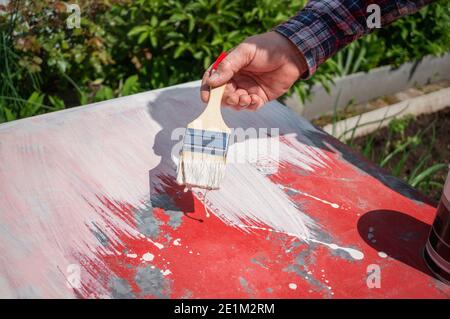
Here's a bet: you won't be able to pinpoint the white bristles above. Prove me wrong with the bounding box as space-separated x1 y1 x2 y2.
177 151 227 190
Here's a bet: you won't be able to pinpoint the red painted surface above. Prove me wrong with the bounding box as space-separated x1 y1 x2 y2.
79 136 449 298
0 82 448 298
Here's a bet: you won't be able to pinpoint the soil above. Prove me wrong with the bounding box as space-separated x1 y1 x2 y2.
350 106 450 202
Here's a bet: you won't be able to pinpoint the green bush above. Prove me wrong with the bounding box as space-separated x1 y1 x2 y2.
0 0 449 122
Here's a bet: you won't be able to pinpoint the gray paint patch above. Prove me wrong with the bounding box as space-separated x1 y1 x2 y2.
250 258 269 270
110 276 134 299
136 195 184 237
239 277 253 296
284 241 332 297
181 289 194 299
313 228 360 262
135 266 170 298
151 194 180 211
89 222 109 247
166 210 184 229
134 202 162 238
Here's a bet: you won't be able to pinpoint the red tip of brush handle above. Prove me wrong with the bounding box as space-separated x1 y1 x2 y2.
212 51 227 70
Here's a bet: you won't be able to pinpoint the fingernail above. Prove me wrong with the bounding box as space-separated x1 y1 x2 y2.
240 102 248 108
210 73 219 82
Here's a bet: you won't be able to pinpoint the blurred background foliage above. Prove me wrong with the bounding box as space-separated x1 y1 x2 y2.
0 0 449 122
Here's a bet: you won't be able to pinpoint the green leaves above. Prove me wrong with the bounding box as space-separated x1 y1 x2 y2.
120 75 141 96
48 95 66 110
94 86 114 102
20 92 45 118
1 0 449 123
351 112 448 200
410 164 448 188
128 25 150 37
3 106 16 122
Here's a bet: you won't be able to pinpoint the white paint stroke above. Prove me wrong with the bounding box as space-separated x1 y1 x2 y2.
161 269 172 276
184 133 330 242
280 186 340 209
378 252 388 258
0 81 332 297
147 238 164 250
142 252 154 262
309 239 364 261
238 225 364 261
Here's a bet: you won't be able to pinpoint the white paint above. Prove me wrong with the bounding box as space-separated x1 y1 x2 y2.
310 239 365 261
202 190 211 218
192 135 325 242
238 224 364 261
0 81 334 297
126 253 137 259
162 269 172 276
288 283 297 290
147 238 164 250
142 252 154 262
280 186 340 209
173 238 181 246
378 251 388 258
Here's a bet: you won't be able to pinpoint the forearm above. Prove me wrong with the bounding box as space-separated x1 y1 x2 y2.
275 0 434 78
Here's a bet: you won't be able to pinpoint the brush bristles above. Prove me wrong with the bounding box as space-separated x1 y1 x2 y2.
176 127 229 189
177 151 227 190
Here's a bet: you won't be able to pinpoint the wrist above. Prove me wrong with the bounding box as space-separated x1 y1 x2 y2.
270 31 309 79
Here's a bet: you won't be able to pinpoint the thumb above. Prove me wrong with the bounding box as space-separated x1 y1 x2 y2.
207 44 252 87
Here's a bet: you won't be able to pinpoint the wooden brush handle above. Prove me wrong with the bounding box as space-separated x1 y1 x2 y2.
193 84 228 131
188 52 230 132
206 84 226 114
201 51 228 120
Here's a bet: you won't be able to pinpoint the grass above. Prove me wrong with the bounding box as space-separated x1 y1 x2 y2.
348 108 449 201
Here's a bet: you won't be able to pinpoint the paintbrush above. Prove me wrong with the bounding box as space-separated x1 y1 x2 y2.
176 51 231 190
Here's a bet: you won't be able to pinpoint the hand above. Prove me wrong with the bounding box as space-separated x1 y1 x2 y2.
200 31 308 111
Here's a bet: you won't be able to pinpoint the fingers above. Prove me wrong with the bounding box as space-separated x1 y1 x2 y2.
207 44 253 88
200 42 264 110
223 90 265 111
239 95 252 107
248 94 264 110
200 66 213 103
224 88 246 108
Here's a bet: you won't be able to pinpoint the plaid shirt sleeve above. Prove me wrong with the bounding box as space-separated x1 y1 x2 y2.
275 0 434 78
